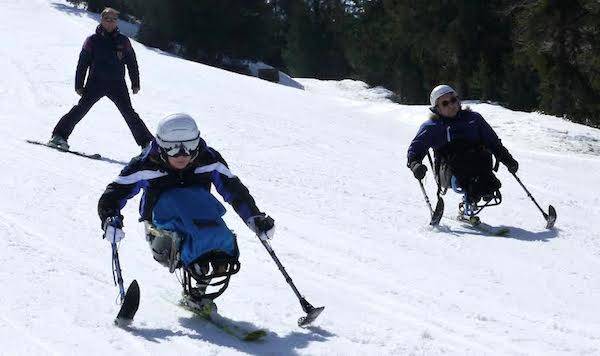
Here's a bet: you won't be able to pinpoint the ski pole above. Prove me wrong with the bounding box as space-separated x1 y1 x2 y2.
418 179 445 226
511 173 557 229
257 233 324 327
111 242 126 302
110 238 140 326
418 179 434 216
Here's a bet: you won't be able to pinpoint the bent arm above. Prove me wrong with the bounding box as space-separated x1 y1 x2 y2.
75 38 93 90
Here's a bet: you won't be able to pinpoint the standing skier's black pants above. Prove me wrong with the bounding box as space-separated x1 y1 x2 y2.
52 80 153 146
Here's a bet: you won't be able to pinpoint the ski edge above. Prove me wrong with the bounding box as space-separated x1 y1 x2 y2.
26 139 102 159
177 300 268 342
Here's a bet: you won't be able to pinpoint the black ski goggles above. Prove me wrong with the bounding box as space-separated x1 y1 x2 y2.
157 135 202 157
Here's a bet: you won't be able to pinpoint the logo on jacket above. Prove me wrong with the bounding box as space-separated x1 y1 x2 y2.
116 45 124 60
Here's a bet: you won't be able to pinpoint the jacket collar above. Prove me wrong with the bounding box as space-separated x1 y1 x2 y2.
96 24 119 38
429 106 469 121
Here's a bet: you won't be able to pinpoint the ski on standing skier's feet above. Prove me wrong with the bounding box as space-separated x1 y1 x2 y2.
26 139 102 160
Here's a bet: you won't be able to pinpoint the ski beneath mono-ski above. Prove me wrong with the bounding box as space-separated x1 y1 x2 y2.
178 298 268 342
457 216 510 237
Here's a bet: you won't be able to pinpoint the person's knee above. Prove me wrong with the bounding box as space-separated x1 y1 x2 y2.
145 226 181 268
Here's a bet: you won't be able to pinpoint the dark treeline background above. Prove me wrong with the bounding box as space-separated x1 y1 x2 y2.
72 0 600 127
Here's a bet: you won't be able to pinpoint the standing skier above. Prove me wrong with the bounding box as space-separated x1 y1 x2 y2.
98 113 275 312
49 7 153 151
407 84 519 222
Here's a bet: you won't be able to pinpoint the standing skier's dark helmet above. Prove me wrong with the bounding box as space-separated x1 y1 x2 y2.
156 113 205 161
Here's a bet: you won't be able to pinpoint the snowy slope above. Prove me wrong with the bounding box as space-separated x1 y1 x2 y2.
1 0 600 355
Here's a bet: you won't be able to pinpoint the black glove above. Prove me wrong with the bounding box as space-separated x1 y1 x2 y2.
99 212 123 230
496 145 518 174
247 214 275 240
103 216 123 230
103 216 125 243
503 156 519 174
409 161 427 180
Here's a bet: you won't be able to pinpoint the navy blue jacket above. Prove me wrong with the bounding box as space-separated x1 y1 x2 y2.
98 141 262 227
75 25 139 90
407 109 508 165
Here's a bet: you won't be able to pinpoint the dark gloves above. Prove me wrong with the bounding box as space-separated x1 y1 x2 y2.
496 145 519 174
503 156 519 174
103 216 123 230
99 211 123 230
103 216 125 243
246 214 275 240
408 161 427 180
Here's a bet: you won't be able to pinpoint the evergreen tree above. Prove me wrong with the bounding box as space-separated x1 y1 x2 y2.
511 0 600 125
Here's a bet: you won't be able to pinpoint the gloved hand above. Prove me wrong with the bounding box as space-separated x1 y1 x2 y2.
132 86 140 94
75 88 84 96
103 216 125 243
409 161 427 180
503 156 519 174
246 214 275 241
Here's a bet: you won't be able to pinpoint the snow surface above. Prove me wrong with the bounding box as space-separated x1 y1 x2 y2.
1 1 600 355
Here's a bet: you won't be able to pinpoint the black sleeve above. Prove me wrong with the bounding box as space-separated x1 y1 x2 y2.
97 156 147 228
123 38 140 88
97 182 141 228
75 38 93 90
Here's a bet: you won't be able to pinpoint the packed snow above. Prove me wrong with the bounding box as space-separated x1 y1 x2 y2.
0 0 599 355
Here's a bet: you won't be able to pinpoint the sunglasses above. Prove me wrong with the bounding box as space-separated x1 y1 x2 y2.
157 135 201 157
102 16 118 22
440 96 458 107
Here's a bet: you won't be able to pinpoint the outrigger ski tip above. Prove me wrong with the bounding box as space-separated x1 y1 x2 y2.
545 205 557 229
114 280 140 327
298 305 325 327
430 198 444 226
298 298 325 327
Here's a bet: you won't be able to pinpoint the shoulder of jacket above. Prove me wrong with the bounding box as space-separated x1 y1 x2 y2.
428 112 439 121
198 147 227 165
119 154 162 176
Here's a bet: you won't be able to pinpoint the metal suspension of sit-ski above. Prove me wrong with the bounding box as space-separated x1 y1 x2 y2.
257 232 324 327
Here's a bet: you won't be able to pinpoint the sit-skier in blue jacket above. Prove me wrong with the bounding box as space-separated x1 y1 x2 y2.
407 85 519 203
98 113 275 305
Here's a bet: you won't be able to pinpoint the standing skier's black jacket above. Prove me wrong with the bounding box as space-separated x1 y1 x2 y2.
75 25 139 90
98 141 262 227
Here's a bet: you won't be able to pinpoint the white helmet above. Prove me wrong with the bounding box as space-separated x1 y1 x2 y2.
430 84 456 107
156 113 203 158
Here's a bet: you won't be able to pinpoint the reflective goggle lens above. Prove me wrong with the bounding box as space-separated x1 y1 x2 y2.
158 136 200 157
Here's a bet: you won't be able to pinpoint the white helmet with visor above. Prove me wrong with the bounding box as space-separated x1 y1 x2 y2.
156 113 203 158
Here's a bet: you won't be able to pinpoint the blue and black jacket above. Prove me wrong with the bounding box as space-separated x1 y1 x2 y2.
97 141 262 227
407 108 513 166
76 25 139 90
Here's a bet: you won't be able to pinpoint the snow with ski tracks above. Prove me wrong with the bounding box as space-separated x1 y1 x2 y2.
0 1 599 355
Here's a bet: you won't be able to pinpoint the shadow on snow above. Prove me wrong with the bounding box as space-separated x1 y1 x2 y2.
124 316 335 355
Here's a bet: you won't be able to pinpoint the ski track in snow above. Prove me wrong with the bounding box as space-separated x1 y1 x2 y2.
0 0 599 355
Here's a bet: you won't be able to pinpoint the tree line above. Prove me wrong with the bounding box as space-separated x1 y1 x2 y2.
70 0 600 127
